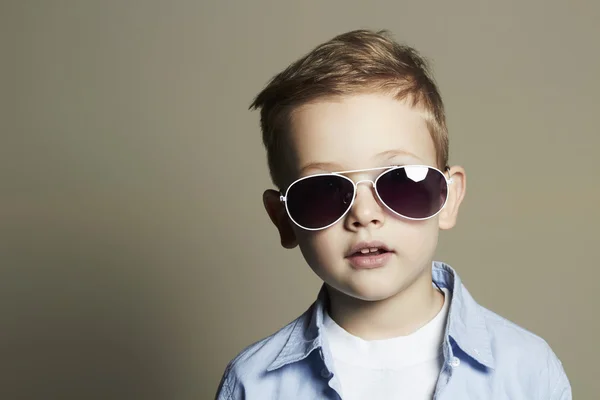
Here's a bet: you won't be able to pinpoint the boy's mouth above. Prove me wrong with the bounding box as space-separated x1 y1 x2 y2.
345 240 393 269
345 240 393 257
352 248 389 256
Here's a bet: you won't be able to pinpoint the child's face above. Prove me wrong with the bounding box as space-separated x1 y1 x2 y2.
263 93 465 301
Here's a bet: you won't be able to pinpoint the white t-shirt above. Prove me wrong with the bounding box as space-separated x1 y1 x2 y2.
322 287 450 400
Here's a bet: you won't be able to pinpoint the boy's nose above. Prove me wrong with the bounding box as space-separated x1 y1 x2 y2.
343 181 386 230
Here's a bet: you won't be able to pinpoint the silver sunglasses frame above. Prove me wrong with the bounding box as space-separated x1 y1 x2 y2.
279 165 454 231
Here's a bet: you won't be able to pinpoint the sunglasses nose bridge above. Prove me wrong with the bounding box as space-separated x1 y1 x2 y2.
354 179 375 187
352 179 378 200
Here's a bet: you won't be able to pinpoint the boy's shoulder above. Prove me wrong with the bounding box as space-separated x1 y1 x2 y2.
468 301 570 397
216 303 315 392
434 262 564 366
226 314 305 373
478 301 562 364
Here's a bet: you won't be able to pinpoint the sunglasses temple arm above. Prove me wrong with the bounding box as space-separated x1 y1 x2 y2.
444 165 454 184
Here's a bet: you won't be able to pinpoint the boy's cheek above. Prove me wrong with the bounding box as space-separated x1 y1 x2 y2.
296 232 345 264
294 228 335 247
295 235 332 261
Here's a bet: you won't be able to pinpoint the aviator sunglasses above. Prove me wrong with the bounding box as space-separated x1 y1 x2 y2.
280 165 454 231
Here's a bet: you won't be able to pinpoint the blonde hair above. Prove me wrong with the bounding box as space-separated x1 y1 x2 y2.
249 29 449 189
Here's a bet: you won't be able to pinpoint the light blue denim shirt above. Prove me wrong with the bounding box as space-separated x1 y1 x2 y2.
215 262 571 399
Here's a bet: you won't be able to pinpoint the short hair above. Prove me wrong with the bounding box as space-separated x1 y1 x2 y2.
249 29 449 190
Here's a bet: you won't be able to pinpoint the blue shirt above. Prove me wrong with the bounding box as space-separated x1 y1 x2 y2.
215 262 572 399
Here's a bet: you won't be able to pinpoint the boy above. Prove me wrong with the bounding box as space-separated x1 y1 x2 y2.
215 29 571 399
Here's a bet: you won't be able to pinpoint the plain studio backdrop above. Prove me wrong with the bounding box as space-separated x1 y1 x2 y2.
1 1 598 399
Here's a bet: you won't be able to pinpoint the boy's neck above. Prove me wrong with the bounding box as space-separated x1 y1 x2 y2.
325 270 444 340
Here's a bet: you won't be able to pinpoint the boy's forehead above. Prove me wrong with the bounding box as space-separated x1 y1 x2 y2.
298 149 425 175
288 93 437 174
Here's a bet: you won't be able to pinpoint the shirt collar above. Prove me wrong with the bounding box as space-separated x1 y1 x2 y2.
432 261 496 369
267 261 495 372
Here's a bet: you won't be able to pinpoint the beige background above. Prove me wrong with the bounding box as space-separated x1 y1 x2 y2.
2 1 598 399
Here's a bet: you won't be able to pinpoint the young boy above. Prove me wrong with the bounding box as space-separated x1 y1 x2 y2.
215 29 571 399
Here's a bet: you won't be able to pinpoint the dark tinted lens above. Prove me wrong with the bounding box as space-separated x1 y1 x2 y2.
286 175 354 229
376 166 447 219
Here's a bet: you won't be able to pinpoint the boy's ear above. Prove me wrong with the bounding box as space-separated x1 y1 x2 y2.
263 189 298 249
438 166 466 230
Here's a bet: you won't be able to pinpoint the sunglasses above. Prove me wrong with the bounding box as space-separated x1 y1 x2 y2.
280 165 453 231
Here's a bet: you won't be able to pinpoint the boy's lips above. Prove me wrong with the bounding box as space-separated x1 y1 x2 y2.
345 240 394 269
345 240 394 257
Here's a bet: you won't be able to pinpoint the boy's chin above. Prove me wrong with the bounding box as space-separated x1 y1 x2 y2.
347 291 394 302
329 279 402 302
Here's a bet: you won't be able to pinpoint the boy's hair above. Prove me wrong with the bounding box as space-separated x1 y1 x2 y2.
249 29 449 190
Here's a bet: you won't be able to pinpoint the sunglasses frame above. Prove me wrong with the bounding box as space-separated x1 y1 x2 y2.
280 164 454 231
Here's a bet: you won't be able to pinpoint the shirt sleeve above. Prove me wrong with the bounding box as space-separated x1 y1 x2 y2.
549 368 572 400
214 362 234 400
546 345 572 400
